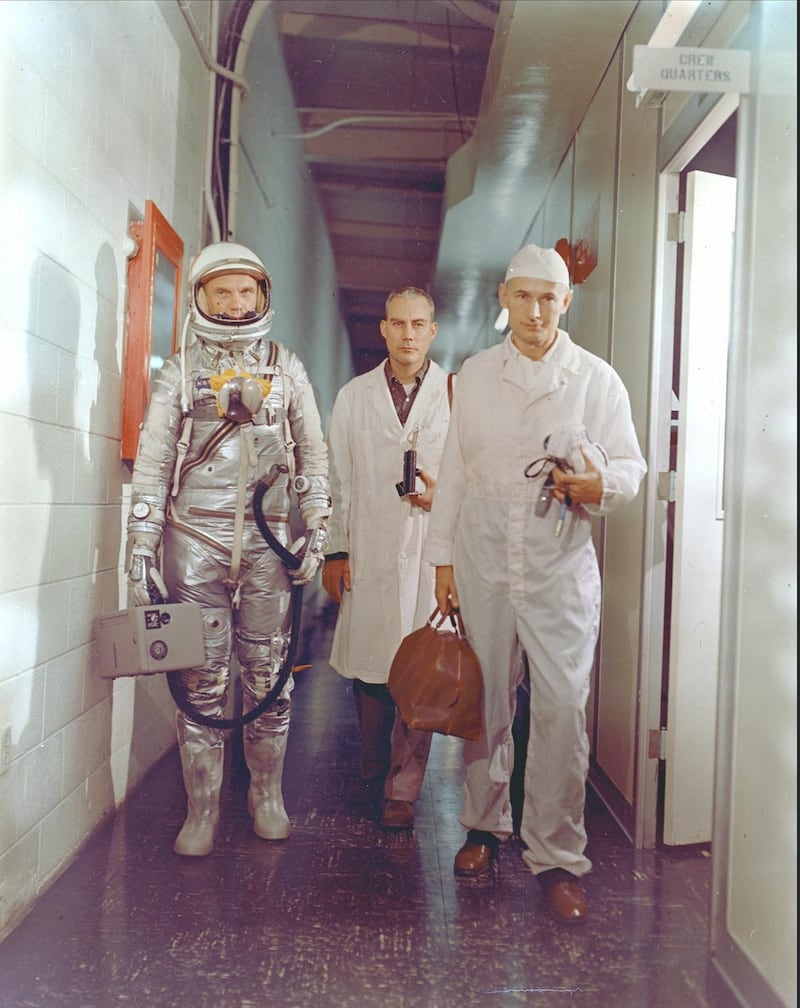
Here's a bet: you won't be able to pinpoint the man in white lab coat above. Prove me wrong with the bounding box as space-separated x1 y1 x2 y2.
323 287 452 830
425 245 646 922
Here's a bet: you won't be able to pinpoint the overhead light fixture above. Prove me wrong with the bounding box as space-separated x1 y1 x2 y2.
626 0 702 108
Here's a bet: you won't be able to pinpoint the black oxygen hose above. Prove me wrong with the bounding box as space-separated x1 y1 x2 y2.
166 465 305 730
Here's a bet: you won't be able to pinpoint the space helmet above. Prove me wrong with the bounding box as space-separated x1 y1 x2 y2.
187 241 274 346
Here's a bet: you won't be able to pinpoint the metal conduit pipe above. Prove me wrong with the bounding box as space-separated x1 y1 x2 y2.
275 113 476 142
177 0 250 94
177 0 252 241
204 1 221 241
226 0 272 238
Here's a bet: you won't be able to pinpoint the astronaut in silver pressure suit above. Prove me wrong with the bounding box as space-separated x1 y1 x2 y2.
126 242 330 857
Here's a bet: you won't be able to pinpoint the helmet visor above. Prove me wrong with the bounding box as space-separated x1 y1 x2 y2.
195 270 270 328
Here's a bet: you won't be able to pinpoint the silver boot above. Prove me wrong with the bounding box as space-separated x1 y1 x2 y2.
173 714 225 857
245 734 291 840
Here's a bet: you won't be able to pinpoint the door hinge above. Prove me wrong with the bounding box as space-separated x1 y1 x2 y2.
657 470 677 502
648 727 668 760
667 211 685 243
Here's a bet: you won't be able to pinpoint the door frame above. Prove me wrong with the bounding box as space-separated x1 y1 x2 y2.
635 92 740 849
663 168 735 845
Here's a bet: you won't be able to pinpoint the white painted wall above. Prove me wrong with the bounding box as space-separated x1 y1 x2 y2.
0 0 210 937
712 4 797 1006
0 0 350 940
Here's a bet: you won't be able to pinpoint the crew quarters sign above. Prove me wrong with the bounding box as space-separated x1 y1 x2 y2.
633 46 750 95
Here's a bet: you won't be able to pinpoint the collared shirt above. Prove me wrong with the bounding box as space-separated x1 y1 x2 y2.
507 331 560 390
385 358 430 425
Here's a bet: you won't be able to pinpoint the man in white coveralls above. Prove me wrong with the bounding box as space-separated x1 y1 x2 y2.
425 245 646 923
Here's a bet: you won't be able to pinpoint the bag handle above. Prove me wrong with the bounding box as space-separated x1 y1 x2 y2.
427 606 466 637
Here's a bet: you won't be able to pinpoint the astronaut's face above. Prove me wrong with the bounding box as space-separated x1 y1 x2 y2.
201 272 260 319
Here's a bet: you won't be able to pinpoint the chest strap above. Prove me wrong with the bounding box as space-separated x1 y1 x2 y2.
171 417 238 498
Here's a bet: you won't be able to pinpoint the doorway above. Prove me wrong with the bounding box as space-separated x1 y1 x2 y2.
655 110 738 847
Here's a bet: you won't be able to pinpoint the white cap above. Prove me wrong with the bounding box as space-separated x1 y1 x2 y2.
504 244 570 286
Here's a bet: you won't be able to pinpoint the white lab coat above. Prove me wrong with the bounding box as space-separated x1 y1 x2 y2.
327 360 452 683
424 331 646 875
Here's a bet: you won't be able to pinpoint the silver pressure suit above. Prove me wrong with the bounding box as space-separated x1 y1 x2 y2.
128 333 330 767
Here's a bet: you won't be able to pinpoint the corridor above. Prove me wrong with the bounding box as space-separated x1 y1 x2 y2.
0 589 739 1008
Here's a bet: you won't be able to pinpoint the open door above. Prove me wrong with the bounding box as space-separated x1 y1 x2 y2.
662 170 737 845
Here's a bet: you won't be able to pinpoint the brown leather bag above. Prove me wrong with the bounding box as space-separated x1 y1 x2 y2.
388 608 483 741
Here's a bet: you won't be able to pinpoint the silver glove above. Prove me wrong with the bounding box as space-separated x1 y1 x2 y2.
288 525 328 586
127 547 167 606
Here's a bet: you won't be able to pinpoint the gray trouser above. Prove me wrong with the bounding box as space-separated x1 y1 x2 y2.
384 713 433 802
352 680 432 800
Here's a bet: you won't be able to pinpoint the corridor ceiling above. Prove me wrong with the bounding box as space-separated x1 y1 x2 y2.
240 0 639 372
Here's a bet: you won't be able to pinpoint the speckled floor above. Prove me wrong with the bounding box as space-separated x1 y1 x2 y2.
0 590 741 1008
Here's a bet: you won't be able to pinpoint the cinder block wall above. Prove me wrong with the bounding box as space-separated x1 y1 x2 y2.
0 0 208 937
0 0 351 940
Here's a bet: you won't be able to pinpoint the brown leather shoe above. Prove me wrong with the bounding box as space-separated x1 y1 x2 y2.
538 869 588 924
379 799 414 830
454 830 499 877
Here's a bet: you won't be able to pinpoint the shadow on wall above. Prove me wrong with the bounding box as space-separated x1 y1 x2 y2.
28 252 119 816
23 249 173 871
1 254 115 933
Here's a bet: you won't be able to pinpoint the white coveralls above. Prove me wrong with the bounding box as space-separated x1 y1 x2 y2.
326 360 452 799
424 332 646 876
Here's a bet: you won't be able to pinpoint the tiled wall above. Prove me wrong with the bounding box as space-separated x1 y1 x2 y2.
0 0 352 939
0 0 208 937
